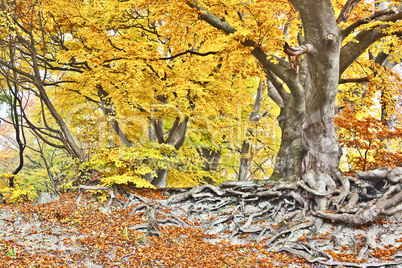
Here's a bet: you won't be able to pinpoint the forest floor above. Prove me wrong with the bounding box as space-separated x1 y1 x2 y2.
0 189 401 268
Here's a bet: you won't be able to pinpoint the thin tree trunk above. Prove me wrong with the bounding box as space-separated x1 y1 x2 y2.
238 141 251 181
238 79 264 181
10 90 25 187
7 42 26 187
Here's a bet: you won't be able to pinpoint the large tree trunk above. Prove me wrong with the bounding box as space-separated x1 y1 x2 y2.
270 1 342 179
263 68 307 180
285 0 341 177
271 98 306 180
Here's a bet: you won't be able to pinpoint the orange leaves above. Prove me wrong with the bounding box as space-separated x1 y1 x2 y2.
127 225 280 267
325 249 367 264
369 245 402 261
0 190 313 268
130 186 169 200
3 187 402 267
336 105 402 174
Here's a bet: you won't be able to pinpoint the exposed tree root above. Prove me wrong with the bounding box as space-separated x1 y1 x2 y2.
312 187 402 225
278 246 328 263
77 185 118 212
78 167 402 267
318 260 402 268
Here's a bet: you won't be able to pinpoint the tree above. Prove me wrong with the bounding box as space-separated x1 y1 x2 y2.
336 60 402 173
31 0 281 187
92 1 402 261
336 106 402 173
1 0 402 265
0 46 26 187
143 0 401 181
0 0 87 162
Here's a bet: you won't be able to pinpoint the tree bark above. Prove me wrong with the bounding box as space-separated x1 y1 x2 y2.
150 117 188 187
290 0 342 176
271 96 306 180
187 0 402 179
199 147 221 184
266 70 306 180
152 167 170 188
238 79 264 181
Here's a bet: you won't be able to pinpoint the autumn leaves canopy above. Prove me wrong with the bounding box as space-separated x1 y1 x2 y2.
0 0 401 189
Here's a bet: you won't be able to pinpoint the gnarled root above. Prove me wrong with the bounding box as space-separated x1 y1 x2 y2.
78 167 402 267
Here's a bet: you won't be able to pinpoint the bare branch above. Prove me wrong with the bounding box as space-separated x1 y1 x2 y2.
187 1 237 34
340 7 402 75
339 77 369 84
158 50 218 60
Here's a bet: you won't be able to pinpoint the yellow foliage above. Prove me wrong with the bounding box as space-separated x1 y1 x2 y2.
102 174 154 189
2 0 399 189
0 174 36 203
84 144 177 188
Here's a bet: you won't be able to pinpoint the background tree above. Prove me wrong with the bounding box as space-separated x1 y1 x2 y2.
0 0 86 162
35 0 281 187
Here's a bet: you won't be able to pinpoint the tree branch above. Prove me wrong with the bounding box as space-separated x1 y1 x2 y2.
339 77 369 84
339 4 402 76
187 1 237 34
249 79 263 122
336 0 362 24
341 7 400 38
340 30 385 75
264 69 289 108
158 50 218 60
186 0 293 85
152 119 165 144
0 59 36 81
266 80 284 108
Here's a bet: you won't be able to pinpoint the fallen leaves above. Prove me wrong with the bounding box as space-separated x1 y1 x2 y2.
0 188 401 267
